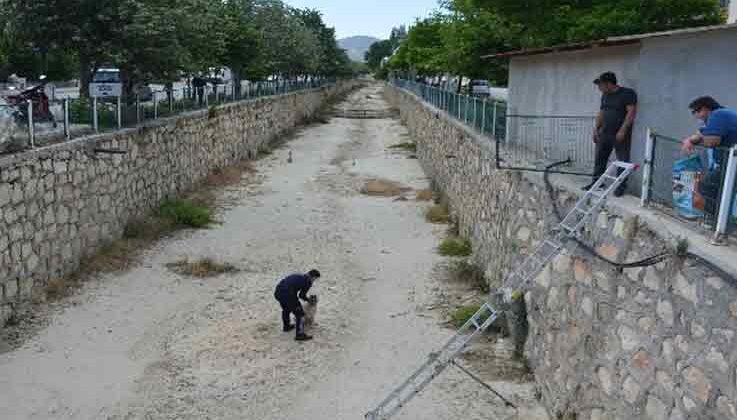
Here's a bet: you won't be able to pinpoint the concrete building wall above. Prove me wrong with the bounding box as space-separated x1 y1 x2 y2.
0 82 357 323
508 45 641 117
730 1 737 24
636 27 737 142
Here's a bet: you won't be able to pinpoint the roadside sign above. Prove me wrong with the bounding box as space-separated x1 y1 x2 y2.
90 82 122 98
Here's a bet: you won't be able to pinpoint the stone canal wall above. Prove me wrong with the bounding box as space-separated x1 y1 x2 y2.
0 81 357 322
385 84 737 420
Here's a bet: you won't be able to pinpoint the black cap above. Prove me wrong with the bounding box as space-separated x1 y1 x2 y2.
594 72 617 85
308 269 321 278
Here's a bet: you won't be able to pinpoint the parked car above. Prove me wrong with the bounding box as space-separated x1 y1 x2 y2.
469 80 490 97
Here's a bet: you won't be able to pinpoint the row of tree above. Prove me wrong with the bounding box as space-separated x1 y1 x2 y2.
369 0 725 87
0 0 359 97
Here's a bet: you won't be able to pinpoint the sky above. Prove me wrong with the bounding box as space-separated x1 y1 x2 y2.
284 0 440 39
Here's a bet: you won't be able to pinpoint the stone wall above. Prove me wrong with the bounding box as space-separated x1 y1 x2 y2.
385 84 737 420
0 82 357 322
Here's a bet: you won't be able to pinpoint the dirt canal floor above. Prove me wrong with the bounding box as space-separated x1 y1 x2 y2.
0 84 541 420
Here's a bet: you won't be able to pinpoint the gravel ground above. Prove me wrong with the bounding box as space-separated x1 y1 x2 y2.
0 85 538 420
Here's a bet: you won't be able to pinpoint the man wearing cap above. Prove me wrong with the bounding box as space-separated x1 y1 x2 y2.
584 72 638 196
274 269 321 341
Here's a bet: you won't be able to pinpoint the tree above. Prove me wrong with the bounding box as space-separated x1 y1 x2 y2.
364 40 394 71
387 17 446 77
469 0 724 47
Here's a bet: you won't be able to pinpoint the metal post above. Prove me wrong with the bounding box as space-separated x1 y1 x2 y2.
714 146 737 243
93 96 99 133
169 91 173 114
27 100 34 148
63 98 70 139
481 100 487 135
153 91 158 119
205 86 209 107
136 95 141 124
473 98 478 128
215 88 219 104
116 96 122 129
458 94 461 119
641 128 656 206
464 96 469 124
492 102 498 139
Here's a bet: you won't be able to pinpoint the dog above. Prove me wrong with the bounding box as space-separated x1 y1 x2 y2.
303 295 318 328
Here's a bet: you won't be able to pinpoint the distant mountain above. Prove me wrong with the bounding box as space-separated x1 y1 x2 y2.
338 36 381 62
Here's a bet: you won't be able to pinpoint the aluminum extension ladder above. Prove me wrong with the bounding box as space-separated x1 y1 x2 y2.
365 161 637 420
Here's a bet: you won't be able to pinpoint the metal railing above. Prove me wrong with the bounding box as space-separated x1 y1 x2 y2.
1 79 336 153
641 129 737 244
502 114 596 174
390 78 507 140
390 78 596 175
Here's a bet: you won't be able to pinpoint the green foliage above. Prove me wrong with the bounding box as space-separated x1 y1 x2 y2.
451 304 482 327
4 0 353 92
386 0 724 86
438 237 472 257
388 142 417 151
159 200 213 228
365 40 394 70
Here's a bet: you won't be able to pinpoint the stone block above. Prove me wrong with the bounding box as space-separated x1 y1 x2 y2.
596 245 619 260
618 325 640 352
574 259 592 284
683 366 711 403
662 339 674 363
674 273 697 304
657 300 674 327
553 253 571 274
516 226 531 242
706 347 728 372
3 279 18 300
582 296 594 317
638 316 656 334
598 367 614 395
646 395 669 420
631 350 655 381
623 375 641 403
718 396 737 419
644 267 660 291
706 277 724 290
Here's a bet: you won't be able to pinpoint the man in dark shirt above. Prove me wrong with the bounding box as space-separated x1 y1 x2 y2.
584 72 638 196
274 269 321 341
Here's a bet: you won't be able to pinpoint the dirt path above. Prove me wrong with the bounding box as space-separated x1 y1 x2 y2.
0 85 535 420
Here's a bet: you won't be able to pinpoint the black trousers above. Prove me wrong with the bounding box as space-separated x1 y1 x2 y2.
274 291 305 335
700 168 724 222
594 135 631 189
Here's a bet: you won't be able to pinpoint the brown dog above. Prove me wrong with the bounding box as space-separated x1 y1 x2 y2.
303 295 318 328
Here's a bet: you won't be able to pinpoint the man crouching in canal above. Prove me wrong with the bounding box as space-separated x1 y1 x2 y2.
274 269 321 341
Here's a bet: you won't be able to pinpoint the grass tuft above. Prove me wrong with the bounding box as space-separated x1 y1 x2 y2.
159 200 213 228
166 258 239 278
438 237 472 257
361 179 408 197
388 142 417 152
449 259 489 292
425 204 450 224
415 189 434 201
450 304 483 328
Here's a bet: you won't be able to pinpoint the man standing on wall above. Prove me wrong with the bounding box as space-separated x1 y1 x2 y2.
584 72 638 197
681 96 737 227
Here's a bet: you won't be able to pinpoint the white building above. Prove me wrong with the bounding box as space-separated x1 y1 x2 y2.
487 23 737 187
